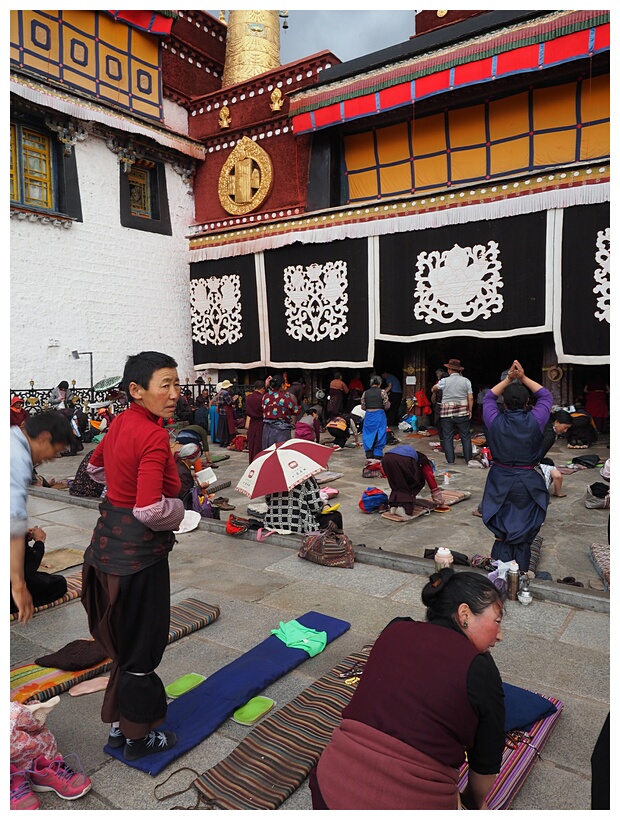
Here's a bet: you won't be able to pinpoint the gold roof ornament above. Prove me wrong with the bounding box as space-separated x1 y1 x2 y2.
218 105 231 128
269 88 284 111
222 10 282 87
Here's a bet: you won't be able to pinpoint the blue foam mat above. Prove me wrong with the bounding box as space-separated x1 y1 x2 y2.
105 610 350 775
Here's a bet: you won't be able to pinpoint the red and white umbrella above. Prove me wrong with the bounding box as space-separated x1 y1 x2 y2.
235 439 334 499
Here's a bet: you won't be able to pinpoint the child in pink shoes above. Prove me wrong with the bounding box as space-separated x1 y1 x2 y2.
10 755 91 809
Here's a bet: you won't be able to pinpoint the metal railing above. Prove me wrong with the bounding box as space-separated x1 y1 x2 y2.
10 383 222 417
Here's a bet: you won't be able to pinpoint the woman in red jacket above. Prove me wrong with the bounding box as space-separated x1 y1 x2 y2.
81 351 185 762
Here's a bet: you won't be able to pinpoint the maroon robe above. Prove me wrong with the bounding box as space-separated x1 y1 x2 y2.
245 390 264 462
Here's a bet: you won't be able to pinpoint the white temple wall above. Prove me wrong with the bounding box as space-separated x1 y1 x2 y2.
10 134 196 390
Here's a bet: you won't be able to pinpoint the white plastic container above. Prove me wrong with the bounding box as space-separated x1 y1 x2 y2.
434 547 454 573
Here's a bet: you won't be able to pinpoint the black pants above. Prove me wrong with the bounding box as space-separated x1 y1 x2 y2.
10 542 67 614
591 712 610 809
81 559 170 739
328 428 350 448
387 393 402 426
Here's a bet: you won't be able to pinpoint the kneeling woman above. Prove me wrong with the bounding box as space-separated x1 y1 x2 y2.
382 444 444 519
310 569 505 810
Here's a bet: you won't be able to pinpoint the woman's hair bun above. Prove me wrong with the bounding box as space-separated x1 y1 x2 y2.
421 567 455 605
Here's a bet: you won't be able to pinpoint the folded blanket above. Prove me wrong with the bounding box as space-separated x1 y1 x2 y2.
35 639 108 671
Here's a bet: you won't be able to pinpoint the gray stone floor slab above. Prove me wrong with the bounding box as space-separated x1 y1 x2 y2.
558 609 610 653
492 632 609 704
264 553 413 597
500 599 573 641
259 579 426 636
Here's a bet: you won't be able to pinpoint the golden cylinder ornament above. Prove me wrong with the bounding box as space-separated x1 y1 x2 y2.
222 10 281 87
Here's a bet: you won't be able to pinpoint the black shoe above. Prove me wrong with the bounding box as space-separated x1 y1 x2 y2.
123 730 177 761
108 726 126 748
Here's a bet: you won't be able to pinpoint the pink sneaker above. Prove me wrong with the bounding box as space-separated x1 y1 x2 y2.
10 764 40 810
29 756 91 801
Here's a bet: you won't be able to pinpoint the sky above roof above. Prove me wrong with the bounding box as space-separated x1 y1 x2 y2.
206 10 417 66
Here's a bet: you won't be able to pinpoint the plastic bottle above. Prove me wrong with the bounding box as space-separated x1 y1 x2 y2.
507 561 520 601
443 471 450 486
434 547 454 574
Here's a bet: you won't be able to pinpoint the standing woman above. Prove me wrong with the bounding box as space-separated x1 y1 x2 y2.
310 569 505 809
481 360 552 571
261 374 299 449
327 372 349 419
215 380 237 448
81 351 185 761
245 380 266 462
360 375 390 459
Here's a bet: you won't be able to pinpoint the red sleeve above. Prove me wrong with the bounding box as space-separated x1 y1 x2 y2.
134 434 180 508
419 453 438 492
422 463 438 491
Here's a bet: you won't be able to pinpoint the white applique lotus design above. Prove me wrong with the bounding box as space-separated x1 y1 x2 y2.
284 261 349 342
593 227 610 323
414 242 504 324
190 275 243 346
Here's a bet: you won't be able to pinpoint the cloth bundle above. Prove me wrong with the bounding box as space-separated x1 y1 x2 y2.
359 487 389 513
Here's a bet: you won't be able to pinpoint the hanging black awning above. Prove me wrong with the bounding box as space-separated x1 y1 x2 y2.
554 202 610 365
262 238 375 368
190 253 264 369
377 211 551 342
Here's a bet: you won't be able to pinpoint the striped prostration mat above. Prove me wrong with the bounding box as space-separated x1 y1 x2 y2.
459 696 564 809
10 598 220 704
528 535 543 574
193 648 372 809
194 648 562 811
10 571 83 622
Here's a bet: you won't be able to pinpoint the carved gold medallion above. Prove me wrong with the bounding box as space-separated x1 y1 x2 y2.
218 136 273 215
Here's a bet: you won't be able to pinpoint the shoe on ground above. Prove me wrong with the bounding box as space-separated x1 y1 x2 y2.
212 497 235 510
468 460 483 468
107 726 126 748
123 729 177 761
29 755 92 800
11 764 41 810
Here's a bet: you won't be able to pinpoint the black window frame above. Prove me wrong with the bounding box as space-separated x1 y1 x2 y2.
119 157 172 235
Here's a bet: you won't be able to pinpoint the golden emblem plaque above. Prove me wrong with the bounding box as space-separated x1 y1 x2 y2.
218 136 273 215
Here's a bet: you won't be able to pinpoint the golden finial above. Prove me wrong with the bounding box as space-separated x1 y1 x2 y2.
270 88 284 111
71 379 76 387
219 10 226 23
29 379 34 388
218 105 231 129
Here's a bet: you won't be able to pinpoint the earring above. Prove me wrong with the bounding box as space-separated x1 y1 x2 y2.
463 620 468 628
